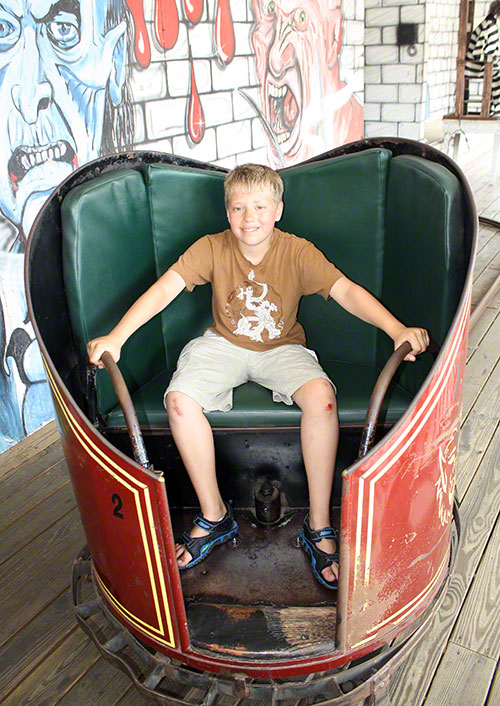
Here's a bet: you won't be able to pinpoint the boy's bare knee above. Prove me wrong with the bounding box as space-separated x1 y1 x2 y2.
316 381 337 413
294 379 337 414
166 391 186 418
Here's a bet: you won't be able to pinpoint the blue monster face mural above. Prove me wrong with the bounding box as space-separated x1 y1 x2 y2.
0 0 130 245
0 0 133 452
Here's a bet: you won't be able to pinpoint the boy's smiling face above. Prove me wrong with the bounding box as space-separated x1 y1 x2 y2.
226 187 283 263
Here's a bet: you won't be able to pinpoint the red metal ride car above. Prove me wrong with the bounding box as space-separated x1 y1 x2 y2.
25 137 476 705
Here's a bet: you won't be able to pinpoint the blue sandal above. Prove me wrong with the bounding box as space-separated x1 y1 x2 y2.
299 514 339 590
178 502 238 570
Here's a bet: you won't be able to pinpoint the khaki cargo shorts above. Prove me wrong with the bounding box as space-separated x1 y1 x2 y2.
164 331 334 413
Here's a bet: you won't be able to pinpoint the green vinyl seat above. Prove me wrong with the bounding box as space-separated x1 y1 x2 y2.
61 149 465 432
104 360 413 429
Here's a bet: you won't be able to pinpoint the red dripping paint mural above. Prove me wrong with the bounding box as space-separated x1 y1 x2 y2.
126 0 151 68
187 56 205 144
215 0 235 65
184 0 203 25
155 0 179 50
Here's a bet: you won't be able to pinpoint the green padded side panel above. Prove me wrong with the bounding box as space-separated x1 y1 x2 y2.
105 359 413 429
380 155 465 394
61 169 164 414
145 164 228 368
279 148 392 367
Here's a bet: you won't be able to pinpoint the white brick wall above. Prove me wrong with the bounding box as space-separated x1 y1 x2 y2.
382 102 417 121
364 0 426 138
363 0 461 139
423 0 460 119
366 8 400 26
366 83 398 101
382 63 417 83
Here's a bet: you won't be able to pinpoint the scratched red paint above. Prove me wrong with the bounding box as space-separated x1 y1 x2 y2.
126 0 151 68
215 0 235 65
155 0 179 50
187 56 205 144
184 0 203 24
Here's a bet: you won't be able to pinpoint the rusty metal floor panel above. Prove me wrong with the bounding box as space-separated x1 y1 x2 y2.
175 509 339 607
185 601 338 659
172 509 338 659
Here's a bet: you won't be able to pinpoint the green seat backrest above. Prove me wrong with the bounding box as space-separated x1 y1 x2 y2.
145 164 227 367
62 169 162 414
62 164 228 414
379 155 465 393
280 148 392 367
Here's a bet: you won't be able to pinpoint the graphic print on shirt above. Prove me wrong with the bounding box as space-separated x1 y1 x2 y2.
225 270 284 342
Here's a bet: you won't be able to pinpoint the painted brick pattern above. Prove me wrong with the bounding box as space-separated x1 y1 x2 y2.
128 0 364 168
424 0 460 119
364 0 464 138
364 0 427 140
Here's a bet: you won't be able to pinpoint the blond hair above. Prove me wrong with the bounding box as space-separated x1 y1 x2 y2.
224 164 284 206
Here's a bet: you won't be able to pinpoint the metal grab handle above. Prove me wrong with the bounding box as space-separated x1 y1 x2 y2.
358 341 412 459
100 351 152 469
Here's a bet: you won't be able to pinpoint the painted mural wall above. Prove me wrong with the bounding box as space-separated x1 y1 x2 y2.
0 0 364 453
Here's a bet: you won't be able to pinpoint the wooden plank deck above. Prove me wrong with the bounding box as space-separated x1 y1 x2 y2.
0 141 499 706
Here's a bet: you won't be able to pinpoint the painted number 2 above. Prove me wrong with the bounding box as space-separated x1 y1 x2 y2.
112 493 124 519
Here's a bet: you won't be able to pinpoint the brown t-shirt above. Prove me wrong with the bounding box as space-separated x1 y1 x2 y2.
169 228 343 352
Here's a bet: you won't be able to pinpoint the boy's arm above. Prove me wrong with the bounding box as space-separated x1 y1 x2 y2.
87 269 186 368
329 276 429 361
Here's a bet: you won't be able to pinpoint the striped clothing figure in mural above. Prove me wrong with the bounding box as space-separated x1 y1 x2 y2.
464 1 500 114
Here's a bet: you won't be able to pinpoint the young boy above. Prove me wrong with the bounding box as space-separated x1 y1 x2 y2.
87 164 429 589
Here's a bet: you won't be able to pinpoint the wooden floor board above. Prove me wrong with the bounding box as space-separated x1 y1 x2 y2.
423 644 497 706
475 187 500 219
461 309 500 419
449 513 500 659
54 656 132 706
486 662 500 706
476 224 497 256
0 421 59 477
0 508 83 601
0 460 70 532
1 628 99 706
113 685 156 706
0 590 75 698
0 483 76 565
0 540 80 646
455 362 500 502
472 265 500 308
0 441 65 500
474 231 500 281
467 308 499 358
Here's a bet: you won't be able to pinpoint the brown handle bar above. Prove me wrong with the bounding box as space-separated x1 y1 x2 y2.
100 351 152 470
358 341 412 459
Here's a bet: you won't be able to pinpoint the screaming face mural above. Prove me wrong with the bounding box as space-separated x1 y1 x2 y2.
251 0 363 167
0 0 132 452
0 0 130 247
